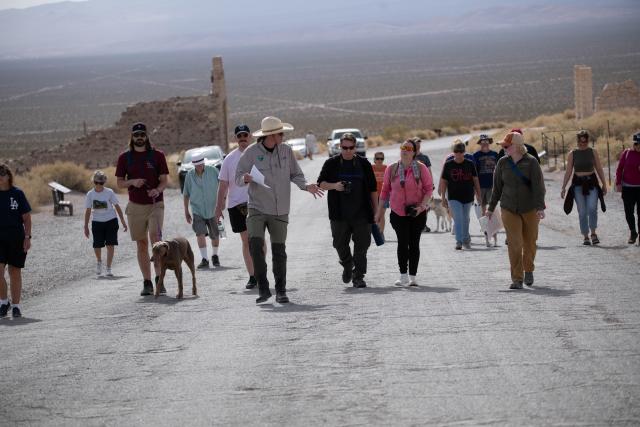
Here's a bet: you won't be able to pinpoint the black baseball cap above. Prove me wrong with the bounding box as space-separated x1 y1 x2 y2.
132 122 147 133
234 124 250 136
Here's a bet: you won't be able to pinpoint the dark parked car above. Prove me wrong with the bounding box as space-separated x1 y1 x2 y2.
177 145 225 192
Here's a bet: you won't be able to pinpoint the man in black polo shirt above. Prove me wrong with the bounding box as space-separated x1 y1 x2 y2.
318 133 378 288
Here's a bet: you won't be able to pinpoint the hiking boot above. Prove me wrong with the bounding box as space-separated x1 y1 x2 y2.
0 302 10 318
197 258 209 269
96 261 103 276
245 276 257 289
275 291 290 303
105 266 113 277
590 234 600 245
509 281 524 290
341 263 353 284
12 307 21 318
141 279 154 296
455 242 463 250
583 237 591 246
524 272 534 286
394 274 410 286
628 232 638 244
352 278 367 288
211 255 220 267
256 291 272 304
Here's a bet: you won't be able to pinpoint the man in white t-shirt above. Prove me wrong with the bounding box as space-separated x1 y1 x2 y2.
215 124 256 288
83 170 128 276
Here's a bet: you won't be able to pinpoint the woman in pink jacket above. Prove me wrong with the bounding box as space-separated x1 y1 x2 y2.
375 139 433 286
615 132 640 244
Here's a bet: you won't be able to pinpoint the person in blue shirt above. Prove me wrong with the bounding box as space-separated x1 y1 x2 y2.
0 164 32 318
183 152 221 269
472 134 499 215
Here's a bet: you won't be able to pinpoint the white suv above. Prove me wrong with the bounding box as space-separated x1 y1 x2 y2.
327 128 367 157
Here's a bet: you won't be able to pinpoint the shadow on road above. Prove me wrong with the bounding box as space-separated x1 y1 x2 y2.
591 245 628 250
537 245 566 250
198 266 241 272
342 285 459 294
259 303 332 312
498 286 576 297
0 317 42 326
136 295 196 305
96 275 129 280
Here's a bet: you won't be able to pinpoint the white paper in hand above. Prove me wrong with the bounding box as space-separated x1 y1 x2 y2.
250 165 271 189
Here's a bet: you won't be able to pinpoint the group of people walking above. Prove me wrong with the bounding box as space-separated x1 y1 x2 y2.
2 118 640 315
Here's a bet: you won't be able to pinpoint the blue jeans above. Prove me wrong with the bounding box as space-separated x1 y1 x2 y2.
448 200 472 244
573 185 598 235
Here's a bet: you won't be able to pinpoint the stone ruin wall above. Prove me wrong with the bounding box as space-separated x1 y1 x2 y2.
595 79 640 112
574 65 593 120
10 56 228 173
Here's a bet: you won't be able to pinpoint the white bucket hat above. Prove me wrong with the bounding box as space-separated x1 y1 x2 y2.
252 116 294 137
191 152 206 166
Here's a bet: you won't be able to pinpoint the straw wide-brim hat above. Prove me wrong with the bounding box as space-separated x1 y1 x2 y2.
252 116 294 137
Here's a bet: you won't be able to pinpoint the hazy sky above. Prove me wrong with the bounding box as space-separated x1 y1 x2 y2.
0 0 86 10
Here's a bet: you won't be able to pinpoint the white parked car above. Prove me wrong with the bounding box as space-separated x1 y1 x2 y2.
177 145 225 192
326 128 367 157
285 138 307 158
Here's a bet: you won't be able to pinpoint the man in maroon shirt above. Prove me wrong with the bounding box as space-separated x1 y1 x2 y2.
115 123 169 296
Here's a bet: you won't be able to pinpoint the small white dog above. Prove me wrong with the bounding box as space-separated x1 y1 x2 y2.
428 198 451 232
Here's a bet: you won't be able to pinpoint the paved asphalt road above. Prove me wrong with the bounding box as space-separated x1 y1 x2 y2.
2 134 639 426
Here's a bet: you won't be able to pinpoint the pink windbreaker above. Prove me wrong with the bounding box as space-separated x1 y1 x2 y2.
380 161 433 216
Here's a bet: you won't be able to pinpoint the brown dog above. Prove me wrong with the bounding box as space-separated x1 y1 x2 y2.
150 237 197 299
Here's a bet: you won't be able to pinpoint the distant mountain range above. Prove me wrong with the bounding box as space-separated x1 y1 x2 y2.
1 0 638 59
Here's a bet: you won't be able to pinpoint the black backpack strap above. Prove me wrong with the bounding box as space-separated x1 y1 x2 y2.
507 157 532 189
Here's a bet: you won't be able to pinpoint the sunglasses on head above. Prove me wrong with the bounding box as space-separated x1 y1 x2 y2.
133 131 146 137
400 145 414 152
341 145 355 150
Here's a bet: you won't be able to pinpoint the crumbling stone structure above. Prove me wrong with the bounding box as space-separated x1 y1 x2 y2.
574 65 593 120
11 56 228 172
595 79 640 112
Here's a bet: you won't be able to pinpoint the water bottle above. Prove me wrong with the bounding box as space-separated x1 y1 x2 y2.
217 219 227 240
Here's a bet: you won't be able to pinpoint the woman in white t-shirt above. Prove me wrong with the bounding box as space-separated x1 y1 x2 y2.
83 171 127 276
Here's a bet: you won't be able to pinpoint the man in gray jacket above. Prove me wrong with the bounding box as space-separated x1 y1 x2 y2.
236 116 324 304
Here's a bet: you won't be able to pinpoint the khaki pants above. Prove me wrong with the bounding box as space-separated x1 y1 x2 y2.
501 208 539 283
125 201 164 241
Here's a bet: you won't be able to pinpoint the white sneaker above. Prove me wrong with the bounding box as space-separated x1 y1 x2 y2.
409 276 418 286
105 266 113 277
394 274 410 286
96 261 103 276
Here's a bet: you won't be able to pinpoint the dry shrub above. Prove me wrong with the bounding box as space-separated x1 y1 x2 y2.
14 161 92 207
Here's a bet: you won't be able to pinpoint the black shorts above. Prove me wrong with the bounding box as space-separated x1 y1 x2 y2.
0 237 27 269
92 218 119 248
228 203 248 233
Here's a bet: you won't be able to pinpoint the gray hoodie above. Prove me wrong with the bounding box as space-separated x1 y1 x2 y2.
235 141 308 216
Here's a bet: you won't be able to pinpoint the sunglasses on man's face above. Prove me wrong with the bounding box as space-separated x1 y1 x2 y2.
236 132 249 138
133 132 146 138
341 145 356 150
374 157 384 161
453 150 465 153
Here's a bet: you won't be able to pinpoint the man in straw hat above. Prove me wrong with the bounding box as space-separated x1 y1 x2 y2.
236 116 324 304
